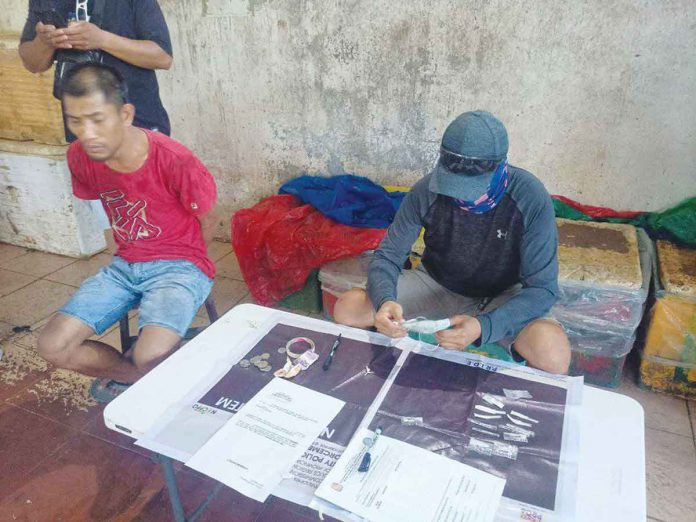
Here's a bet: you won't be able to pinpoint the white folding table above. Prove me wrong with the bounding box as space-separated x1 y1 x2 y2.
104 304 646 521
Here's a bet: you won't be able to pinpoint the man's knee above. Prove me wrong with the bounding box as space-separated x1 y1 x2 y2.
333 289 374 328
37 315 94 369
37 329 78 368
130 325 182 373
516 320 571 375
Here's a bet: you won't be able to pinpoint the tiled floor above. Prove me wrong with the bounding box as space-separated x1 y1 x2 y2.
0 239 694 521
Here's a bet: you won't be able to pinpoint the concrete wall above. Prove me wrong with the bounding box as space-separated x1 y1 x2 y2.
3 0 695 237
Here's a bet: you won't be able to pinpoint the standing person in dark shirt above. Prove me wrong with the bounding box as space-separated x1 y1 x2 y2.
335 111 571 374
19 0 172 139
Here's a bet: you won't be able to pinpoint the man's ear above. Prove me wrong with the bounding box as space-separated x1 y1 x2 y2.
121 103 136 127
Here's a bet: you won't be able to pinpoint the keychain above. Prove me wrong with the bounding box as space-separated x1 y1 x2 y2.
274 337 319 379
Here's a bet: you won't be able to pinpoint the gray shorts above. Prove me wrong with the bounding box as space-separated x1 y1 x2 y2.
396 265 560 351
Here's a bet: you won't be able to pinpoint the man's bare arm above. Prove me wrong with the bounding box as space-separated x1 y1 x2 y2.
64 22 172 70
19 22 72 73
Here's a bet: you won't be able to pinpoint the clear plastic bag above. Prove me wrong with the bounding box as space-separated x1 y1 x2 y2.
550 228 652 354
644 295 696 364
639 350 696 399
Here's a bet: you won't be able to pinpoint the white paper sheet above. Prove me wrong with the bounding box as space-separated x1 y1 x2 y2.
316 428 506 522
186 378 344 502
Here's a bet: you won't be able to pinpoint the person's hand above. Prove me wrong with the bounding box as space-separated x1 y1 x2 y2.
374 301 408 338
435 315 482 350
35 21 72 50
64 21 106 50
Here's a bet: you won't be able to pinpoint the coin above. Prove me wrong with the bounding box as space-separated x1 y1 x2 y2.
250 356 262 364
256 360 270 369
277 347 286 354
259 365 272 372
260 353 270 360
238 359 251 368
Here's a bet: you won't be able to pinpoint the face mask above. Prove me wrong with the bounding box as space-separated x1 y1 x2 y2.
455 159 509 214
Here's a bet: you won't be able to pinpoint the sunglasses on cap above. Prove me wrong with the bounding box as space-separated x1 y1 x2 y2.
439 147 498 176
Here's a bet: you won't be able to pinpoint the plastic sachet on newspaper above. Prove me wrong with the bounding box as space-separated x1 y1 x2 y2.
401 317 451 334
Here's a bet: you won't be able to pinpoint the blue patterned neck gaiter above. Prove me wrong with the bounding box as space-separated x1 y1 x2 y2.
455 160 509 214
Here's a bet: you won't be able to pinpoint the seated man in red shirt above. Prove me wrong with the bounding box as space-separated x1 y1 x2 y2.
37 62 218 402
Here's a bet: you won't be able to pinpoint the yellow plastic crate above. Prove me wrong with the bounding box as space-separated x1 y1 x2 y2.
644 296 696 363
639 351 696 399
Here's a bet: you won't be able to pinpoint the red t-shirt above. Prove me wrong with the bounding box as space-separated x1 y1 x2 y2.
67 131 217 278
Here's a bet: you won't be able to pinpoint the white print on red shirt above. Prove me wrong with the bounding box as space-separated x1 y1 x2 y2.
100 189 162 242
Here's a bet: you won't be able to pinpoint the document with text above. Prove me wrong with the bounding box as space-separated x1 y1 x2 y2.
186 378 344 502
316 428 505 522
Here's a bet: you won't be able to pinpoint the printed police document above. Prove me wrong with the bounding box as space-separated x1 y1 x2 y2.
316 428 506 522
186 378 344 502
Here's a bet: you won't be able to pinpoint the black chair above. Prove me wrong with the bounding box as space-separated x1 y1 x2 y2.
118 295 219 354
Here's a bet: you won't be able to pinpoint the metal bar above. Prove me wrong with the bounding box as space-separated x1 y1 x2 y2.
205 296 219 322
189 482 225 522
119 314 132 354
159 455 186 522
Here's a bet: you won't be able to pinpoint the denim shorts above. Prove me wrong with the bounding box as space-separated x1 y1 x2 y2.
60 257 213 337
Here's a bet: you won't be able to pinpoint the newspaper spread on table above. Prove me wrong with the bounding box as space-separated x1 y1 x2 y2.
136 314 582 521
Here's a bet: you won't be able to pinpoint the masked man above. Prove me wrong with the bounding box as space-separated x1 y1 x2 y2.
334 111 571 374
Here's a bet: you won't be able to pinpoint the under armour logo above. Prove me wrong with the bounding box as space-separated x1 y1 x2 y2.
497 229 507 239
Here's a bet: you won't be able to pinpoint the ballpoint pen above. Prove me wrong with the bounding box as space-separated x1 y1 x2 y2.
322 333 343 371
358 427 383 472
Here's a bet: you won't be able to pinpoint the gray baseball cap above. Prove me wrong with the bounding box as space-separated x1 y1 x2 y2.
429 111 509 200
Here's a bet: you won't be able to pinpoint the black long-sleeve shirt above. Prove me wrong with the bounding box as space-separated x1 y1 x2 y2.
368 166 560 344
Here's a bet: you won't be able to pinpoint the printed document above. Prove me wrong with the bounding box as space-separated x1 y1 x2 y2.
186 378 344 501
316 428 505 522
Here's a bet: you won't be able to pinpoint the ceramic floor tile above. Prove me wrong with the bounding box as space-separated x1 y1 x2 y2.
0 243 29 264
238 293 257 305
0 340 52 401
45 253 112 287
0 432 165 521
645 427 696 521
207 240 233 262
0 279 76 326
0 321 14 340
133 468 264 522
6 368 100 431
616 370 692 437
199 277 249 317
0 268 37 297
0 250 76 278
0 403 77 495
216 252 244 281
10 314 64 352
82 412 153 459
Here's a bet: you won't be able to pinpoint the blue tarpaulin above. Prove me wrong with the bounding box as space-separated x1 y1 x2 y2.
279 174 407 228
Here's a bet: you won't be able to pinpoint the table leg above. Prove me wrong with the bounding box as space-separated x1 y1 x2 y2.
158 454 186 522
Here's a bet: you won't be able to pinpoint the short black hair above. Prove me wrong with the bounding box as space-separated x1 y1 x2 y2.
60 62 129 106
439 147 498 175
